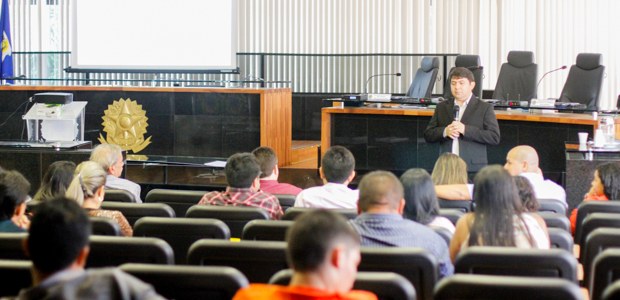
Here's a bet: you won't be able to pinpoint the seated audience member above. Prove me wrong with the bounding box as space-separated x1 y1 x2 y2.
450 165 550 262
32 161 76 203
198 153 283 220
432 153 473 201
90 144 142 203
252 146 302 196
295 146 358 209
569 162 620 234
350 171 454 278
233 209 377 300
17 197 164 299
66 161 133 236
401 168 455 234
0 170 31 232
514 175 540 212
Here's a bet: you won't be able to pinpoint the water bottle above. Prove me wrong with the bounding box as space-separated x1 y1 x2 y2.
599 116 616 145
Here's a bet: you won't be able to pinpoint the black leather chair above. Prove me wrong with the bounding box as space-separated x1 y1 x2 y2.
281 207 358 221
559 53 605 111
90 216 122 236
185 205 270 238
242 219 294 241
87 236 174 267
574 201 620 245
0 259 31 297
274 194 296 211
538 211 570 232
434 274 582 300
101 202 175 226
582 228 620 287
454 247 578 283
187 239 288 283
0 233 28 260
443 55 483 99
270 269 416 300
145 188 208 217
406 56 439 98
538 198 568 215
120 263 249 300
492 51 538 102
133 217 230 264
603 280 620 300
438 199 472 213
590 249 620 300
359 247 438 300
438 208 464 225
579 212 620 256
430 226 452 246
104 188 136 203
548 228 574 253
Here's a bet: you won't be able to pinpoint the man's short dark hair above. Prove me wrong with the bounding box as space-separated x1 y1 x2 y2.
358 171 404 212
321 146 355 183
28 197 91 274
0 170 31 221
449 67 475 83
225 153 261 188
252 147 278 178
286 209 360 272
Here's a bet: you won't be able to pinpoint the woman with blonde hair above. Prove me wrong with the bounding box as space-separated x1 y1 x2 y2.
431 153 469 185
65 161 133 236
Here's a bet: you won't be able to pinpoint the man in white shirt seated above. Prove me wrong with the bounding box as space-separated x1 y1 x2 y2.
90 144 142 203
294 146 358 209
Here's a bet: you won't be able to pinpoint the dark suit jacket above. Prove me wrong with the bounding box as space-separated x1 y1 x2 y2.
424 97 500 172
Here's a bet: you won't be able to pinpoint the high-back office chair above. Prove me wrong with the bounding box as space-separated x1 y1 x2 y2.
492 51 538 102
406 57 439 98
559 53 605 110
443 55 483 99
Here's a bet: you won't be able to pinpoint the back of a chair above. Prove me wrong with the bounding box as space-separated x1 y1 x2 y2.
187 239 288 283
430 226 452 246
538 199 568 215
434 274 583 300
407 57 439 98
0 259 31 297
274 194 296 211
443 55 483 99
145 188 208 217
580 213 620 252
101 202 175 226
270 269 416 300
583 228 620 286
282 207 358 221
120 263 249 300
438 199 472 213
87 236 174 267
104 188 136 203
438 209 464 225
0 233 28 260
575 201 620 245
359 247 437 300
454 247 577 282
134 217 230 264
559 53 605 110
185 205 270 238
90 216 122 236
603 280 620 300
590 249 620 300
548 228 574 252
492 51 537 102
538 211 570 232
242 219 294 241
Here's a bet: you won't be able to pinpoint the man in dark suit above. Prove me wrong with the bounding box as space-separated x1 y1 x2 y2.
424 67 500 173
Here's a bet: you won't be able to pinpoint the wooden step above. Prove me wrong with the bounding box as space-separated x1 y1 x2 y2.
286 140 319 169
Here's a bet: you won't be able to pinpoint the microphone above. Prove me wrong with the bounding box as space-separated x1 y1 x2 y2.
453 105 460 121
535 66 567 92
364 72 401 94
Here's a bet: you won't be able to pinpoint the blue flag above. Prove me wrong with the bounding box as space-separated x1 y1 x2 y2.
0 0 13 84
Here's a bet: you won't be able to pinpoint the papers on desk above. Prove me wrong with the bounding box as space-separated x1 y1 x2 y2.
204 160 227 168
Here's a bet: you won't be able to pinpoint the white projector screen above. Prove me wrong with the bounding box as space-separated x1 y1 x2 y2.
70 0 237 72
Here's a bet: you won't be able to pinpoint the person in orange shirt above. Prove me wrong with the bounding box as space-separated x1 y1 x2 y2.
233 209 377 300
570 162 620 234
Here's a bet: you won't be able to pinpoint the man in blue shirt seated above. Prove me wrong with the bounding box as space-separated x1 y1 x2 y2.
350 171 454 278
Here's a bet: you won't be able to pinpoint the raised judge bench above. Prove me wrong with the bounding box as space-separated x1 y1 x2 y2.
321 106 598 187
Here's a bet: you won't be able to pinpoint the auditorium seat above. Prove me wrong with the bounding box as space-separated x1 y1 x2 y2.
582 228 620 288
90 216 122 236
548 228 574 253
590 248 620 300
185 205 270 238
270 269 416 300
359 247 438 300
434 274 582 300
559 53 605 111
406 56 439 98
538 198 568 215
101 202 176 226
187 239 288 283
443 55 483 99
0 259 31 297
454 247 577 283
120 263 249 300
438 208 464 225
579 212 620 255
274 194 296 211
438 199 472 213
133 217 230 264
430 226 452 246
0 233 28 260
145 188 208 217
281 207 357 221
87 236 174 267
603 280 620 300
241 219 294 241
574 201 620 245
538 211 570 232
492 51 538 102
104 188 136 203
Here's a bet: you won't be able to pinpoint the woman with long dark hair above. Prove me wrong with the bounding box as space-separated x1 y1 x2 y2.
401 168 455 233
32 161 76 203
